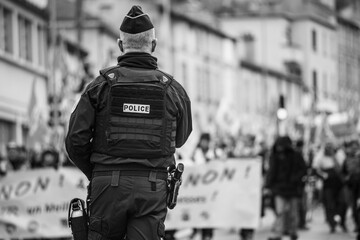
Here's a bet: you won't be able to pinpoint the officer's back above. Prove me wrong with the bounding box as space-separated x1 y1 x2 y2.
65 5 192 240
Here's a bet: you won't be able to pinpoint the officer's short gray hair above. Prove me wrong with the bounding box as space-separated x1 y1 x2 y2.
120 28 155 53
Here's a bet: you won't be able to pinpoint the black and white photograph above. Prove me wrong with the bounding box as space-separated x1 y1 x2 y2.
0 0 360 240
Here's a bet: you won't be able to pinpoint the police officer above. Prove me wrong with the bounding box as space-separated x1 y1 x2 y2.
65 5 192 240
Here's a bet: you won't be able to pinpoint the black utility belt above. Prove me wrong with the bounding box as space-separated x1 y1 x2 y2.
92 170 168 181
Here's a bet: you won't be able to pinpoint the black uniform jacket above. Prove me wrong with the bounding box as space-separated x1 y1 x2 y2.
65 52 192 180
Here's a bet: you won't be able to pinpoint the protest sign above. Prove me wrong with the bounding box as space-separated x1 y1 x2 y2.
165 158 262 229
0 167 88 238
0 159 261 237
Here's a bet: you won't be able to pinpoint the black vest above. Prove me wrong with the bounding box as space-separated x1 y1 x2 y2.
92 66 177 159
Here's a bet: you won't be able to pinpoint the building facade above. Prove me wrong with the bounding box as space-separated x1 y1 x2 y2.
337 15 360 113
169 9 239 136
55 0 119 77
0 0 48 153
286 0 338 113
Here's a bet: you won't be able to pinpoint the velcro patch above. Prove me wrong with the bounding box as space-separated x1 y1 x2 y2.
123 103 150 114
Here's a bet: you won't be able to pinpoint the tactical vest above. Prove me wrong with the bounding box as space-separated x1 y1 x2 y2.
92 66 177 159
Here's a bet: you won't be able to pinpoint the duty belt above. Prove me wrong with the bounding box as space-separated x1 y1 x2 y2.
92 169 167 191
92 170 168 180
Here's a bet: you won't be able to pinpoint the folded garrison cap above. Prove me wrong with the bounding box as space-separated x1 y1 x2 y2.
120 5 154 34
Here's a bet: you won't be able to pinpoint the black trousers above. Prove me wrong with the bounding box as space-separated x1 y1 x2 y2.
322 186 347 229
88 172 168 240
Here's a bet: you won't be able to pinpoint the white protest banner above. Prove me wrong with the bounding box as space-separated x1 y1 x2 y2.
0 160 261 237
165 158 262 230
0 167 88 238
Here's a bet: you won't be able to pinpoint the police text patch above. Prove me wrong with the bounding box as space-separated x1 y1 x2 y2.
123 103 150 114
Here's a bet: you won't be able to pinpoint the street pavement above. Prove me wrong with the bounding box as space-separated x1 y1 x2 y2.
177 206 358 240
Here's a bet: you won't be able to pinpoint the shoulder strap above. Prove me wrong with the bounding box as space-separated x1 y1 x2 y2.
99 65 119 86
155 69 174 88
99 66 174 87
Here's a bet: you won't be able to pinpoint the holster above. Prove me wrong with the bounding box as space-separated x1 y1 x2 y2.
68 182 91 240
68 198 88 240
167 178 182 209
166 164 184 209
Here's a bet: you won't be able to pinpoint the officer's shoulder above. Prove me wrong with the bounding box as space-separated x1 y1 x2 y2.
84 74 108 93
156 69 174 80
157 70 182 90
99 65 119 78
158 70 189 98
157 69 184 86
86 65 119 90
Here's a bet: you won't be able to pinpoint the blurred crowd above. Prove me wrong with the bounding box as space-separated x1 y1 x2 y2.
167 132 360 240
1 133 360 240
0 142 74 176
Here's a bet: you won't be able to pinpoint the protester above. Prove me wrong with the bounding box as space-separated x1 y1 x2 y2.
313 142 347 233
294 139 310 230
65 5 192 240
29 148 44 169
40 148 60 169
192 133 214 164
265 136 307 240
6 142 29 171
0 152 7 176
342 140 360 232
190 132 214 240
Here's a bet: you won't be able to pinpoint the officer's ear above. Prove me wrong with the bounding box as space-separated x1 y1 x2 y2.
117 38 124 53
151 39 157 53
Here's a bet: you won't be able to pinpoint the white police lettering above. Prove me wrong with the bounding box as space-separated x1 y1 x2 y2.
123 103 150 114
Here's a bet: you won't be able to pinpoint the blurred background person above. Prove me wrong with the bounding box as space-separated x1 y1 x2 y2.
40 147 60 169
0 152 7 176
6 142 29 172
29 147 43 169
192 132 214 165
294 139 310 231
313 142 347 233
342 140 360 232
191 132 214 240
264 136 307 240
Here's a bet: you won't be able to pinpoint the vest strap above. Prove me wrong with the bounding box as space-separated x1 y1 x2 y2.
109 133 161 142
111 171 120 187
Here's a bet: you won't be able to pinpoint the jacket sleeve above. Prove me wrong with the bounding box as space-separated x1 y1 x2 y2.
65 77 103 180
291 151 307 184
264 153 276 189
169 80 192 148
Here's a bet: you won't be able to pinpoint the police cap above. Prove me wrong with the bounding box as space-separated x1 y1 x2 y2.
120 5 154 34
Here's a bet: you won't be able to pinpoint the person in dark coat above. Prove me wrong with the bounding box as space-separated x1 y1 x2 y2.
265 136 307 240
343 141 360 232
314 142 347 233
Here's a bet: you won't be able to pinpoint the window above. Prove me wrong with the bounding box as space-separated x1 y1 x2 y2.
204 69 210 103
285 25 292 46
195 31 201 54
18 15 32 62
323 73 327 97
0 120 15 154
0 5 13 54
196 67 202 101
243 33 255 62
358 58 360 91
312 29 317 52
322 31 327 56
182 62 188 91
37 25 45 65
313 70 318 101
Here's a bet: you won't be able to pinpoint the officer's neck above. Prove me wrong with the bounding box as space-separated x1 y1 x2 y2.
123 49 153 55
